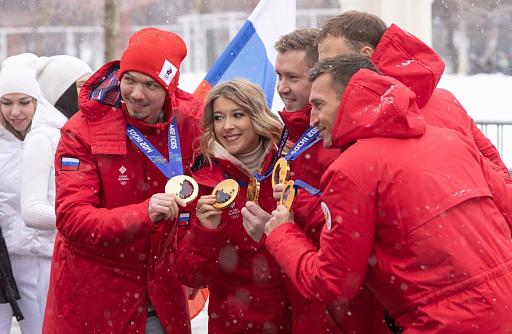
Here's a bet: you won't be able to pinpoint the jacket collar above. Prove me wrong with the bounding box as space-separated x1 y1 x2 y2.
78 61 176 155
372 24 445 108
331 69 425 150
278 104 312 142
0 126 21 143
210 138 274 178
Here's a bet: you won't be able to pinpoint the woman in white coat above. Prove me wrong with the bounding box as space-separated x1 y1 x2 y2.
0 53 50 333
21 55 92 231
19 55 92 328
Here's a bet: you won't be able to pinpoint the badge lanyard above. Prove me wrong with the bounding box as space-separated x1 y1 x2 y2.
284 126 322 196
126 118 183 178
253 127 289 183
284 126 321 162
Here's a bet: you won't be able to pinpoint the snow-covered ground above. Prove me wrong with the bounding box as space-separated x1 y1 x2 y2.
438 74 512 168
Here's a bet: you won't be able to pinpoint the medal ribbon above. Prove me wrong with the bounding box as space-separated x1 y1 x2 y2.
284 127 322 196
294 179 321 196
284 126 321 161
126 118 183 178
254 128 289 182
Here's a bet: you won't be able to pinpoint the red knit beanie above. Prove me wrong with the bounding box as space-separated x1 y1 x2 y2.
119 27 187 93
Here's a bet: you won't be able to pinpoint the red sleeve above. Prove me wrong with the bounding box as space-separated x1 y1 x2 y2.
54 126 157 247
175 220 227 288
266 169 376 305
175 187 230 288
479 153 512 230
469 120 510 177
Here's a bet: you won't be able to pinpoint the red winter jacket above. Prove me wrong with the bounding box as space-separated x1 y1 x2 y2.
372 24 509 178
43 61 202 334
176 142 291 333
280 106 390 334
266 69 512 334
280 107 346 334
279 105 340 244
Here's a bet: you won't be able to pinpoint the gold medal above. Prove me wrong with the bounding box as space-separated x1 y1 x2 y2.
165 175 199 204
279 180 296 210
212 179 239 209
246 177 260 204
272 157 290 189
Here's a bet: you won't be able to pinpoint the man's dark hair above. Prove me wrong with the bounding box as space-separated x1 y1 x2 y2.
275 28 319 67
317 11 387 52
309 54 379 96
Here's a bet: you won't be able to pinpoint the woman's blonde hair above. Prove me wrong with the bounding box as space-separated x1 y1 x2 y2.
200 78 283 165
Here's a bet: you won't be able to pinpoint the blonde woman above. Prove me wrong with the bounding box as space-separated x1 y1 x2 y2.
176 79 291 333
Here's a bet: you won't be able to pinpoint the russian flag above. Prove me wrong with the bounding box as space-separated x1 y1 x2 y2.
60 157 80 171
194 0 296 110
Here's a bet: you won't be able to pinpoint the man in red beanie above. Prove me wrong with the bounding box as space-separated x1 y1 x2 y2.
43 28 203 334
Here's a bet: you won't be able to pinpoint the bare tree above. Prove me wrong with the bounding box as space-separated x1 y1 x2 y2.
104 0 120 62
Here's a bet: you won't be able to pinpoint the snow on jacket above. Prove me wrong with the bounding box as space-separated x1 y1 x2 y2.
372 23 510 177
19 96 67 257
266 69 512 334
43 61 202 334
0 99 59 259
278 106 342 333
279 106 391 334
176 141 291 333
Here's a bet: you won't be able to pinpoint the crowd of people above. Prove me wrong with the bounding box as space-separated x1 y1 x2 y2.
0 9 511 334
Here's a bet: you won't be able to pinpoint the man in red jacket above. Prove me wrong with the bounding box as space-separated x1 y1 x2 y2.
316 10 510 178
44 28 202 334
242 28 343 334
243 29 391 334
265 54 512 333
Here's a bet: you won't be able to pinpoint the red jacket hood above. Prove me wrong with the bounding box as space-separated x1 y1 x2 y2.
331 69 425 149
278 104 312 142
76 60 202 155
372 24 445 108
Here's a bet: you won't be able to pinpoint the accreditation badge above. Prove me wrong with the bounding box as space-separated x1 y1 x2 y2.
165 175 199 204
272 157 290 189
212 179 239 209
279 180 296 210
246 177 260 204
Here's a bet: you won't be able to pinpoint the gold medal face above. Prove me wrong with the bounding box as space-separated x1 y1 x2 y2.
212 179 239 209
246 177 260 204
279 180 296 210
272 157 289 189
165 175 199 204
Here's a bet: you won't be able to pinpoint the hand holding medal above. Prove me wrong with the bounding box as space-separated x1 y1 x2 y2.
212 179 239 209
271 157 295 210
194 179 239 230
165 175 199 203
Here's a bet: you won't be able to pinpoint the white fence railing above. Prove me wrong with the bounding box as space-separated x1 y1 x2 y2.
0 8 339 72
476 120 512 170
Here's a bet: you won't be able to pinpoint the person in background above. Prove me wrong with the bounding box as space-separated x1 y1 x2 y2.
176 79 291 333
19 55 92 321
0 53 52 333
265 54 512 334
36 54 92 115
316 10 510 179
43 28 202 334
